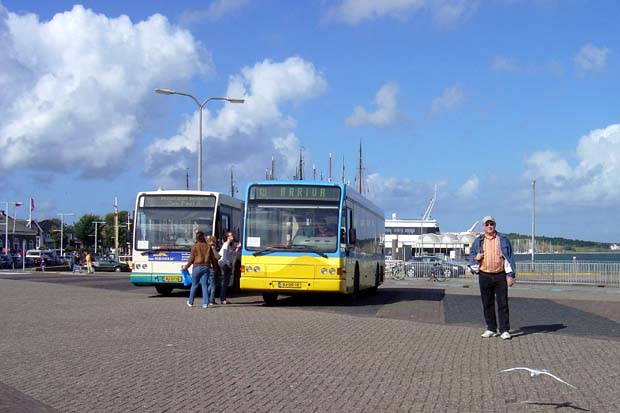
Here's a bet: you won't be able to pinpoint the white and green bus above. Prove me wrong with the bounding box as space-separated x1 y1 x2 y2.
130 190 243 295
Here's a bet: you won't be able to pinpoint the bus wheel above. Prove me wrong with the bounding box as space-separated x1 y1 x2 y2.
262 292 278 306
155 285 173 295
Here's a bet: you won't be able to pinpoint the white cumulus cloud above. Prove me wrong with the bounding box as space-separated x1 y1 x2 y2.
431 0 480 26
365 172 438 217
456 175 479 200
574 43 611 72
431 84 463 113
523 124 620 204
0 5 207 176
179 0 249 25
346 82 402 128
325 0 478 26
144 57 328 189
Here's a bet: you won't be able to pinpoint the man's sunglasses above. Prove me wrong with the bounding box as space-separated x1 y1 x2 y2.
484 222 495 227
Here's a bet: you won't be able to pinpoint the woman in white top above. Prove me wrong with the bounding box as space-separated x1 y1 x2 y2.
218 231 235 304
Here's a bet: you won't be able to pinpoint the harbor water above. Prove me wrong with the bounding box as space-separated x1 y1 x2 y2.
514 252 620 262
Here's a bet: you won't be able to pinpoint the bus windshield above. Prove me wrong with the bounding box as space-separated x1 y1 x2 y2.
135 206 214 251
245 202 340 253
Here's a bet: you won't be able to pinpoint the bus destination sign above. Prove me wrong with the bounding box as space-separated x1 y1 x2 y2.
250 185 341 201
142 195 216 208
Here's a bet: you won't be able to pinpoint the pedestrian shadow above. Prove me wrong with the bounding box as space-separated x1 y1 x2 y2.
149 289 269 306
520 400 589 411
273 287 445 308
511 323 567 337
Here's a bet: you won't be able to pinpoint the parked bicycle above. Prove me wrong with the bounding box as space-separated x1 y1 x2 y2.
387 262 405 280
424 264 446 282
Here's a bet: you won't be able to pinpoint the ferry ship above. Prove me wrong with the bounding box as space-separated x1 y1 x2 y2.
384 188 477 260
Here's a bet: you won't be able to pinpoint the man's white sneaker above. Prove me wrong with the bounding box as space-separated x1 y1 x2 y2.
500 332 512 340
202 304 208 309
481 330 498 338
186 301 193 307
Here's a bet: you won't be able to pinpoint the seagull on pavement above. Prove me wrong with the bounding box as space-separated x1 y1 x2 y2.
500 367 577 389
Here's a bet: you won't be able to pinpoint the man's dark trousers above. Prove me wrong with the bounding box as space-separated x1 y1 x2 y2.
479 271 510 333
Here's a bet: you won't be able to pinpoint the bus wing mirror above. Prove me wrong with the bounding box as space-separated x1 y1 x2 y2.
349 228 357 244
340 227 346 243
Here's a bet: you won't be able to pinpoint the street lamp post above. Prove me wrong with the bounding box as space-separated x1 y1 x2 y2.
154 88 244 191
57 213 75 259
92 221 106 255
531 180 536 270
3 201 22 254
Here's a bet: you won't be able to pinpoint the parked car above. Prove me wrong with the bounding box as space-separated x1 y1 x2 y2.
443 258 468 277
404 256 467 278
92 256 131 272
0 254 11 269
25 249 59 265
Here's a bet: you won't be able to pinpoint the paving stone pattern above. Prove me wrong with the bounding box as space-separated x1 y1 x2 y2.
1 278 619 412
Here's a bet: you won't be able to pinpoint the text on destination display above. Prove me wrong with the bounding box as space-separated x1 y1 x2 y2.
142 195 216 208
250 185 341 201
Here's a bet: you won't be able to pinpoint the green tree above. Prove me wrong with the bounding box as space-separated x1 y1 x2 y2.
47 218 61 248
102 210 129 253
73 214 104 249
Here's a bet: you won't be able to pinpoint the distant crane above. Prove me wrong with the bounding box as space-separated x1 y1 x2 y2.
467 221 478 232
422 184 437 221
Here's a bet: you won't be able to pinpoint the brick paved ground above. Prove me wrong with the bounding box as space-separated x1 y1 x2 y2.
1 276 619 412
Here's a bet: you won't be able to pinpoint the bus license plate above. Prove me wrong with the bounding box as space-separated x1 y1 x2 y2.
278 281 301 289
164 276 181 282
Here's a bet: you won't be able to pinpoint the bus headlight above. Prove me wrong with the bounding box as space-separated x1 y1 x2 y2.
245 265 253 272
329 268 336 275
253 266 261 273
320 268 327 274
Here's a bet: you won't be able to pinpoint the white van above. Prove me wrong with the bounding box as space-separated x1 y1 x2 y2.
26 249 55 265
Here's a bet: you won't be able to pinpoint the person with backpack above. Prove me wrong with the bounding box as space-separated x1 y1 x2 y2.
184 231 219 309
469 216 516 340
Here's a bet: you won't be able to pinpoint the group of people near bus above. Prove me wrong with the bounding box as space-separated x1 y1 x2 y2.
183 230 241 309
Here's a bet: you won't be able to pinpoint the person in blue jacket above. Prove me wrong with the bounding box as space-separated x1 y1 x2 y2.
470 216 516 340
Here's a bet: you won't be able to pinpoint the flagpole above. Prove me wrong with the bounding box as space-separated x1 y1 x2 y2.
13 203 17 234
29 196 33 228
2 201 21 253
3 202 7 254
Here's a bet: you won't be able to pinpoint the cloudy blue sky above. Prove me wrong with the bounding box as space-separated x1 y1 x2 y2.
1 0 618 242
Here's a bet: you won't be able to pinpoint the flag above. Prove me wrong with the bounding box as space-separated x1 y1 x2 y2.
30 197 35 211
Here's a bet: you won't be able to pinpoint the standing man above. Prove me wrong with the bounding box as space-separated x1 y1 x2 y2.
470 216 516 340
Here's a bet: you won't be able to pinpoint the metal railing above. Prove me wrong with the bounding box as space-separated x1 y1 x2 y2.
386 260 620 286
385 260 466 281
509 261 620 286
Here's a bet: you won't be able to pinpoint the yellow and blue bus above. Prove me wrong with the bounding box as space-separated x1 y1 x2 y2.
130 190 243 295
240 181 385 304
